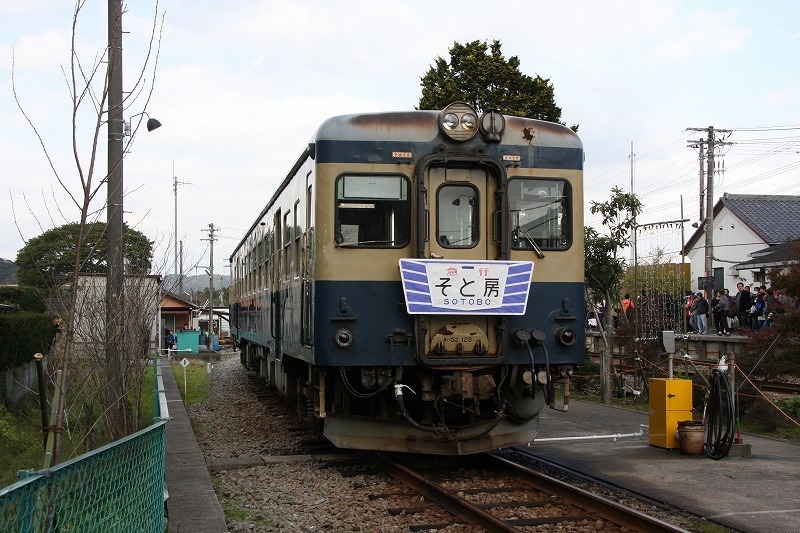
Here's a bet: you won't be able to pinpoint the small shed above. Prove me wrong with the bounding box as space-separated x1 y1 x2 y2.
160 291 196 334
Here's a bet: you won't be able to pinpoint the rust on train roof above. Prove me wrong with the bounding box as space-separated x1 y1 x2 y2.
314 109 581 149
315 110 440 143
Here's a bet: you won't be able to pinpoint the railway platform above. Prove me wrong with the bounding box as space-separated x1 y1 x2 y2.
162 359 228 532
531 400 800 532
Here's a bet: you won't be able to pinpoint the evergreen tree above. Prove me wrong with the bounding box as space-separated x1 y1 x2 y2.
15 222 153 291
418 39 577 130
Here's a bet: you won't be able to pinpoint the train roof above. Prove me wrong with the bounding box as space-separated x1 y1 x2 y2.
312 109 582 150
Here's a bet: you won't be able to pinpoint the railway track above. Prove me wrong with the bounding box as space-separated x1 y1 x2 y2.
368 451 688 532
757 380 800 394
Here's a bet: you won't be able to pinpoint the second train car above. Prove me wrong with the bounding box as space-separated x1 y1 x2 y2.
229 102 584 454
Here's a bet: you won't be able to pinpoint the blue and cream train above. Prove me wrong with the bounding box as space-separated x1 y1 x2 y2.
229 102 585 454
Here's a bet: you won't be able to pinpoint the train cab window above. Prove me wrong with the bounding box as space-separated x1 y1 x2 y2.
437 185 478 248
335 175 410 247
509 178 571 250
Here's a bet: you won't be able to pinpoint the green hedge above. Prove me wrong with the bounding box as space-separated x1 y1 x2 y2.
0 313 55 370
0 286 46 313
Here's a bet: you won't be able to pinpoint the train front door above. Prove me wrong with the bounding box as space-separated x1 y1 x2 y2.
419 166 504 362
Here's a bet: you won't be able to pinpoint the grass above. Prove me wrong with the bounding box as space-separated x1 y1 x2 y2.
0 359 174 488
0 403 46 487
738 420 800 441
171 359 212 405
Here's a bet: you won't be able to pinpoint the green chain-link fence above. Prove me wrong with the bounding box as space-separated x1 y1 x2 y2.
0 358 169 532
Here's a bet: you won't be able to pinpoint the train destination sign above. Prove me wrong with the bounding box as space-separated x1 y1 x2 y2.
399 259 534 315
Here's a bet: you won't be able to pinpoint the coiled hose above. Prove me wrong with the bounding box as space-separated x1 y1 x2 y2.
705 368 736 460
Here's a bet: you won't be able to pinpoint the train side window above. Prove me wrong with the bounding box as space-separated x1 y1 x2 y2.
436 184 478 248
335 175 410 248
509 178 571 250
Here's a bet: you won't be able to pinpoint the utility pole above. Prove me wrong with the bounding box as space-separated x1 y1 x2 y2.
687 126 731 291
104 0 126 441
173 168 191 291
686 138 706 221
629 141 636 265
704 127 715 282
201 223 218 349
179 240 184 294
698 142 705 221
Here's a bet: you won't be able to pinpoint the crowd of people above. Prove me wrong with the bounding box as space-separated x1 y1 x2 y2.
587 283 797 336
685 282 795 335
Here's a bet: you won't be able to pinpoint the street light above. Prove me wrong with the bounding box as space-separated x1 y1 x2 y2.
124 111 162 137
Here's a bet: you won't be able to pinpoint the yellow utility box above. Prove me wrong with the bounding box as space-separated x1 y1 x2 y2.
648 378 693 449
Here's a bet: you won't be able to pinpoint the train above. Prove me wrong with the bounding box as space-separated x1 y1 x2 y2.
229 102 585 454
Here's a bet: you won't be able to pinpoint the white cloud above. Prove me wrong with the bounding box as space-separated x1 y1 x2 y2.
648 9 749 61
2 0 800 268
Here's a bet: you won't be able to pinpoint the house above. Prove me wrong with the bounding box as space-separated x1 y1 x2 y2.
733 239 800 282
74 273 161 356
683 193 800 292
160 291 197 333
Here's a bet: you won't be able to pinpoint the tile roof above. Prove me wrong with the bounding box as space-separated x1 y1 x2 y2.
721 193 800 244
683 193 800 253
734 239 800 269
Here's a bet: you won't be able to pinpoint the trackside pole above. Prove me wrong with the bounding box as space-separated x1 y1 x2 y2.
179 357 190 400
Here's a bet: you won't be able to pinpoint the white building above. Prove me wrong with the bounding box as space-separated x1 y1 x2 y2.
683 193 800 292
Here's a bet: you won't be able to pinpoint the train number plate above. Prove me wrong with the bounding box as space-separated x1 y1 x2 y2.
399 259 534 315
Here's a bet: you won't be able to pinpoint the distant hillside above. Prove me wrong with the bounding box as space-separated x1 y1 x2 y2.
0 261 230 291
162 273 230 293
0 259 17 285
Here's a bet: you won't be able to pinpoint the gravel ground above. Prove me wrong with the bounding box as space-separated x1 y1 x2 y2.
188 351 454 532
188 350 698 532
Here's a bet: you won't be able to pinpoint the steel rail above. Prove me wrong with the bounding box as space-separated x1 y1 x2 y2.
369 452 518 531
486 453 689 532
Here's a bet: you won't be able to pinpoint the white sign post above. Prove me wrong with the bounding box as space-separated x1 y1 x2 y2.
180 357 190 400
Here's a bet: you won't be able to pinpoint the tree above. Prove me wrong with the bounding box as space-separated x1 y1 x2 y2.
11 1 163 460
741 241 800 379
418 39 577 130
584 187 643 403
15 222 153 291
735 242 800 432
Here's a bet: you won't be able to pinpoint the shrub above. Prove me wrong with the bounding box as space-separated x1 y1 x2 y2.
0 286 46 313
0 313 54 370
776 394 800 421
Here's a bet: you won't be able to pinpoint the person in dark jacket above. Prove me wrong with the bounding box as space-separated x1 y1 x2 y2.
737 284 752 330
751 286 766 332
691 292 709 334
712 290 731 335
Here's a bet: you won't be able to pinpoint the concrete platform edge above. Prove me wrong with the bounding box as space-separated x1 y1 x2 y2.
161 357 228 532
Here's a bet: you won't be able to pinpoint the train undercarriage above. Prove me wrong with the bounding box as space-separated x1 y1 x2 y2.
239 340 557 454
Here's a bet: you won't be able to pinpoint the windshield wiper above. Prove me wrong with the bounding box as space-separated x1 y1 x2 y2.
518 224 545 258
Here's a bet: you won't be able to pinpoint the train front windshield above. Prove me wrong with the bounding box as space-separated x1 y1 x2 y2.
509 178 571 251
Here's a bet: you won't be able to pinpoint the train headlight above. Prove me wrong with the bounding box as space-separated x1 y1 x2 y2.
334 328 354 349
439 102 479 141
442 113 459 131
461 112 477 131
556 327 577 346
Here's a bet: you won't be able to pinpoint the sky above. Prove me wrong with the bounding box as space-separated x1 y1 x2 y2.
2 0 799 279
